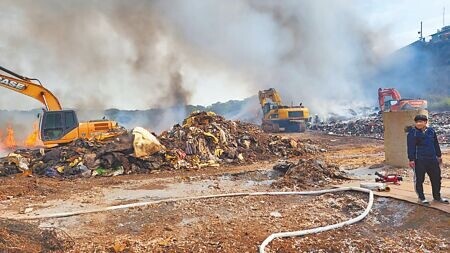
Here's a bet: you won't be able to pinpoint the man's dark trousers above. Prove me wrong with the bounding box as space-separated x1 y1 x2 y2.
414 158 441 200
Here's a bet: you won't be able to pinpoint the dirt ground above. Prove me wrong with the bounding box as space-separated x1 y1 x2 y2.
0 132 449 252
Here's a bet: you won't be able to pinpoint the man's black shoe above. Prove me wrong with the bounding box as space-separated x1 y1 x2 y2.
433 198 449 204
418 198 430 205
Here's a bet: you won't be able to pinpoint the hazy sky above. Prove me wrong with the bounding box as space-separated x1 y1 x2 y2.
0 0 448 110
358 0 448 48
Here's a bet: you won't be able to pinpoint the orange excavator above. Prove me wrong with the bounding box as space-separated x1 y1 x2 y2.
378 88 427 112
0 66 123 147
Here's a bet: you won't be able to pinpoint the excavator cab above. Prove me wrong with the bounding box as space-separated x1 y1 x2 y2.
384 100 398 111
0 65 123 146
39 110 78 141
262 102 276 115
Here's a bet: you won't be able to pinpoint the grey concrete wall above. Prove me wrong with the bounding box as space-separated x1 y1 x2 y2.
383 110 428 167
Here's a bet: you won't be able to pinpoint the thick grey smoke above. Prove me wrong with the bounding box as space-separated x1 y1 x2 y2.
156 0 387 116
0 0 194 110
0 0 388 131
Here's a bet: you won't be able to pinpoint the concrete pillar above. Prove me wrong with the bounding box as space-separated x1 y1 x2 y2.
383 110 428 167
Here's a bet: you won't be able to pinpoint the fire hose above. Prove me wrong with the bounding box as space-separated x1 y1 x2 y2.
259 187 373 253
14 187 374 252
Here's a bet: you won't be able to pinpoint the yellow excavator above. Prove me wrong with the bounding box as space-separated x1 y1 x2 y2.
258 88 310 133
0 66 123 147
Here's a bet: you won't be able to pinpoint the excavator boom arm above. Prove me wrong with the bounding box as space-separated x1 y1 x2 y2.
0 67 62 111
258 88 283 107
378 88 402 111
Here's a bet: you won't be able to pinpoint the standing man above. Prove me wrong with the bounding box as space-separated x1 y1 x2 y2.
407 114 448 205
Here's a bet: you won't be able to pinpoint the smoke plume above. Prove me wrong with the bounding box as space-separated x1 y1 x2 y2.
0 0 389 130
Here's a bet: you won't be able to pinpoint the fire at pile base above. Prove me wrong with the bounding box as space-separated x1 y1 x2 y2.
0 111 322 178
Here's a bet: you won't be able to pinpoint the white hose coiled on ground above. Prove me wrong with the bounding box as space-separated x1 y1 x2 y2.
14 187 373 252
259 187 374 253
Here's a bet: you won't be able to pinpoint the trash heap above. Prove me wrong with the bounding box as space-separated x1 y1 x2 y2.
0 111 320 178
0 127 165 178
430 112 450 143
272 159 348 189
311 111 450 142
158 111 319 168
310 114 383 139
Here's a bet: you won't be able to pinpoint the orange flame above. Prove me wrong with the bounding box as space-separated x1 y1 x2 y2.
24 122 42 147
0 130 3 151
4 125 17 149
0 122 43 151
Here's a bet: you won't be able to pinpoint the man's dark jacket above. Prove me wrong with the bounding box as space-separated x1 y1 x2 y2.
407 127 442 161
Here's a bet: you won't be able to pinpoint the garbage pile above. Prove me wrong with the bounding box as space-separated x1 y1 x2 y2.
158 111 319 168
311 111 450 142
272 158 348 189
310 114 383 139
0 111 321 178
430 112 450 143
0 127 165 178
